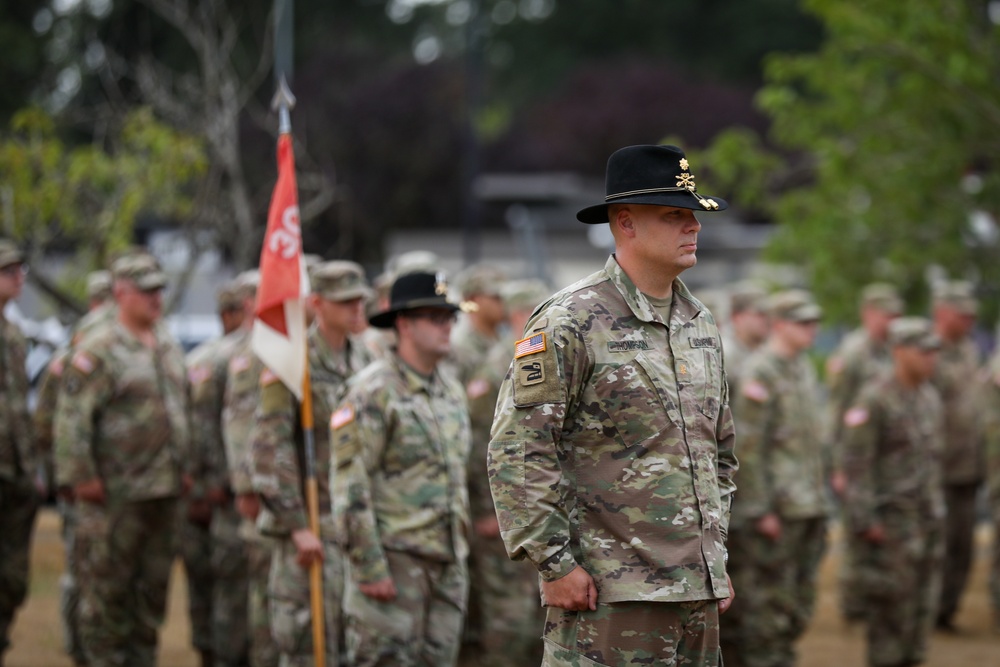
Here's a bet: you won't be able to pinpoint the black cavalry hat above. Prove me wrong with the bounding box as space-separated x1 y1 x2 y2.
369 270 461 328
576 144 729 224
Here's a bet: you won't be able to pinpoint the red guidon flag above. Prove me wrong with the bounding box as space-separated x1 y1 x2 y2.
251 133 310 400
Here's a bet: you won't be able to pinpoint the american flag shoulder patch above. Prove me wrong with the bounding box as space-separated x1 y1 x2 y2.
330 404 355 430
514 332 547 359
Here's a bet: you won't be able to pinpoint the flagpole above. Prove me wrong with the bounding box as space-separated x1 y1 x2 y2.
271 76 326 667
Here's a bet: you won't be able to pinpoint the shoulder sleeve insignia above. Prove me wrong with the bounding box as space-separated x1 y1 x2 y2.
71 351 96 375
843 406 870 428
514 332 546 359
260 368 280 386
742 380 770 403
187 365 212 387
330 404 355 430
466 378 490 400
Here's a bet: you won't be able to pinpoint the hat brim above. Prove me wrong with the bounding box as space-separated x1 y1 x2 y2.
319 286 373 303
369 298 461 329
577 192 729 224
135 274 168 291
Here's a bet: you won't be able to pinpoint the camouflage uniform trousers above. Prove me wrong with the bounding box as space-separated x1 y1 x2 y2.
211 504 250 667
75 496 178 667
344 550 468 667
739 517 827 667
0 476 39 655
177 501 214 656
57 498 87 665
837 519 867 622
247 528 280 667
937 482 980 624
460 534 543 667
857 506 943 667
542 599 721 667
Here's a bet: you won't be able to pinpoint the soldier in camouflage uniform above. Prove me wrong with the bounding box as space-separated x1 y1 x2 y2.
217 270 279 667
825 283 903 623
730 290 830 667
489 145 736 666
842 317 945 667
252 261 373 667
447 263 508 382
929 280 984 632
459 278 550 667
331 270 471 667
983 328 1000 633
33 269 113 667
54 253 191 667
0 240 39 665
183 279 251 667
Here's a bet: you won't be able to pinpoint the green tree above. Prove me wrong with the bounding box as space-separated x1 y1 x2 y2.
697 0 1000 324
0 106 206 315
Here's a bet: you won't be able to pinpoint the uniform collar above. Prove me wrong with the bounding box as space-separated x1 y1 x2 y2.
604 254 703 327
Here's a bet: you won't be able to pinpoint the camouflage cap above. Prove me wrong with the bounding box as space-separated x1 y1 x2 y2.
729 281 768 314
386 250 439 278
111 253 168 291
860 282 903 314
500 278 550 312
216 281 243 312
456 263 507 299
86 270 113 302
767 289 822 323
0 239 24 270
311 260 372 302
232 270 259 301
932 280 977 316
888 316 940 350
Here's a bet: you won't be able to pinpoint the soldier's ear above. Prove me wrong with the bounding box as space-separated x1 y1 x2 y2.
610 206 636 239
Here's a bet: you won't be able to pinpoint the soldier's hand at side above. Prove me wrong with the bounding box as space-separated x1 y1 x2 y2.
187 498 213 526
830 470 847 498
74 478 106 505
718 572 735 615
754 513 782 541
181 474 194 496
291 528 324 568
236 493 261 520
860 523 885 545
541 566 598 611
359 577 397 602
474 514 501 538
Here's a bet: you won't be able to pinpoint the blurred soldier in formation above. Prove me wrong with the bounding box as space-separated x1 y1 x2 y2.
459 277 550 667
842 317 945 667
446 262 508 384
251 261 373 666
929 280 983 632
219 271 280 667
54 253 190 667
983 323 1000 634
718 281 768 667
0 240 38 667
331 270 471 667
825 282 903 622
489 145 736 665
183 278 252 667
33 268 113 667
730 290 830 667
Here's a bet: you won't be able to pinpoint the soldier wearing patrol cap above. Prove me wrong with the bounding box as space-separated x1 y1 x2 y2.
250 260 374 667
729 289 830 667
721 280 769 402
825 282 904 622
54 252 191 666
86 270 113 309
447 262 508 385
488 144 736 666
0 239 38 664
331 270 471 667
929 280 983 632
842 317 945 667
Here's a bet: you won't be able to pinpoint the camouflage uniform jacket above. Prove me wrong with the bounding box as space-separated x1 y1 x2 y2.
0 316 33 481
331 353 472 584
841 372 944 533
488 255 736 603
720 333 757 415
464 335 513 520
448 316 497 385
187 334 241 499
931 337 984 485
222 329 264 495
980 350 1000 503
730 346 829 523
54 321 189 500
825 328 893 469
251 325 372 538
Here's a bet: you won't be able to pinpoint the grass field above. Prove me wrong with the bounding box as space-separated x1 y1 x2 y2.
6 509 999 666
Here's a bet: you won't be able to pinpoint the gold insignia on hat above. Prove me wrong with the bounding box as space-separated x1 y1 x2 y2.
679 158 689 171
677 172 696 190
434 271 448 296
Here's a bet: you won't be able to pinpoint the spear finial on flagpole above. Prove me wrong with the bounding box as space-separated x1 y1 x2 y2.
272 75 297 135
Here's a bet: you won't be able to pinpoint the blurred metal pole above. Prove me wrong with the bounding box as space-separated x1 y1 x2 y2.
461 0 483 265
274 0 294 85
